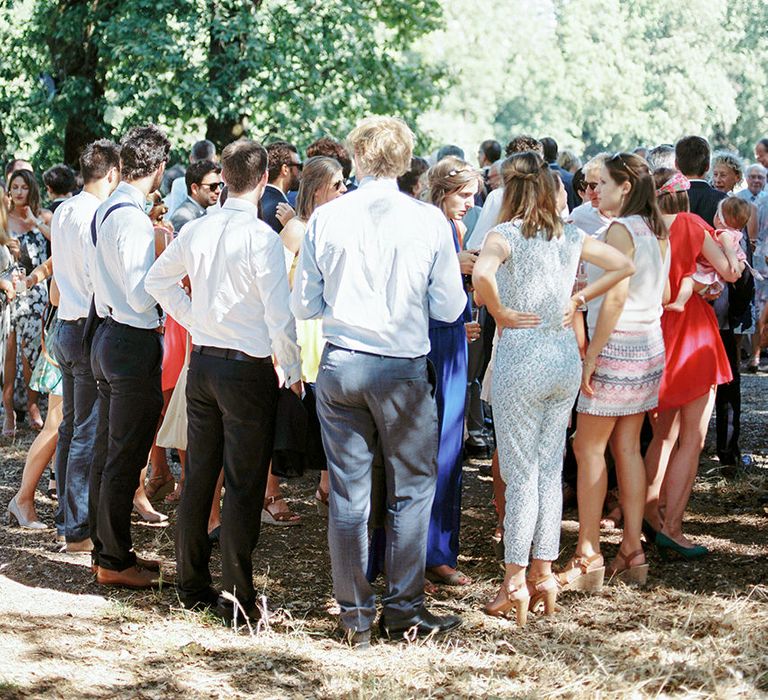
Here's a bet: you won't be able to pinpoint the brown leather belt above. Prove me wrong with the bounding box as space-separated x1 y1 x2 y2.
192 344 272 364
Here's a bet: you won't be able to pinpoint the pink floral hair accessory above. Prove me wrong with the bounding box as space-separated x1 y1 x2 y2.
656 172 690 196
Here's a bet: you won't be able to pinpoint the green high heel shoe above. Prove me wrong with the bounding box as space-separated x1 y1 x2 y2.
655 532 708 560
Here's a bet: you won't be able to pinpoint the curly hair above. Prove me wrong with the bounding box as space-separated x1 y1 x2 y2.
266 141 299 182
505 135 543 157
119 124 170 181
306 138 352 179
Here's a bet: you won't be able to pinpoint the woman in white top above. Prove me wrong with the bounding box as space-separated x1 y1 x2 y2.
559 153 670 591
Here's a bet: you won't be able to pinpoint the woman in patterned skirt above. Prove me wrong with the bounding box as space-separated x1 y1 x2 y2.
559 154 670 591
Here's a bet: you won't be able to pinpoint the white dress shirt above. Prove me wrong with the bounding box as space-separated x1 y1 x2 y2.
145 197 301 386
568 202 611 237
466 187 504 250
51 190 101 320
290 177 466 357
92 182 163 329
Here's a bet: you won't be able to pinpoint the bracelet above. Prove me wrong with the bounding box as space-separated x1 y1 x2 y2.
575 293 587 311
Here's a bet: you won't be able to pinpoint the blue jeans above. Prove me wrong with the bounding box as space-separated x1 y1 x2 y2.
54 319 98 542
315 345 438 633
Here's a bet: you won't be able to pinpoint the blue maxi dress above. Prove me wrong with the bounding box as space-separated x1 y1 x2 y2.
426 221 470 569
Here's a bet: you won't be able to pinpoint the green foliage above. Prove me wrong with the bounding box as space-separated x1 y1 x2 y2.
0 0 444 168
417 0 767 159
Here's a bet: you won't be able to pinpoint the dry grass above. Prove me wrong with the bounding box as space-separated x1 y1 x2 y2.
0 375 767 698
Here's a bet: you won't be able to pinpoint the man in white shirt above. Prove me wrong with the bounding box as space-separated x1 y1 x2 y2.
146 139 302 623
291 116 466 646
90 124 170 589
51 139 120 553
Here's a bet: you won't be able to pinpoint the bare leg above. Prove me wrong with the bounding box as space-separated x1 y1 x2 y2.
13 395 63 521
491 449 504 536
665 276 695 313
659 390 715 545
22 348 42 430
609 413 646 557
262 467 300 523
3 331 17 434
572 413 617 558
643 408 680 531
133 466 168 522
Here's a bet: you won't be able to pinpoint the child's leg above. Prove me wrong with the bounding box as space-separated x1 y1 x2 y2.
665 276 694 312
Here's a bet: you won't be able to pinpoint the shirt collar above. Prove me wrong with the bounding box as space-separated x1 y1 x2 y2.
357 177 398 190
116 181 147 207
222 197 258 214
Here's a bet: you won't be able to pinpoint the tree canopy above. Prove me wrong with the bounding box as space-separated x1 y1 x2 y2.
0 0 765 168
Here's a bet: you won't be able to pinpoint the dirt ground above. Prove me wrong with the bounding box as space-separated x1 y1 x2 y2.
0 375 766 699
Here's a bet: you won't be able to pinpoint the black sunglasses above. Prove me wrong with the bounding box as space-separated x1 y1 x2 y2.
585 181 599 190
201 181 224 191
332 179 345 191
288 161 304 171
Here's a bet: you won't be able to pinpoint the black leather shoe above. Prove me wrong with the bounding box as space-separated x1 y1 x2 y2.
463 443 493 460
180 586 220 611
379 607 462 640
214 597 260 628
335 626 371 649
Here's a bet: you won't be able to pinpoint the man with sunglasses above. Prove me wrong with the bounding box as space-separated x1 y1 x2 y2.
169 160 222 232
261 141 302 233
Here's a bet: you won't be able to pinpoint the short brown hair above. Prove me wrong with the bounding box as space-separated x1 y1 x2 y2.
675 135 710 178
221 139 268 194
498 151 563 240
718 196 751 230
80 139 121 183
653 168 689 215
266 141 298 182
346 116 413 179
306 138 352 179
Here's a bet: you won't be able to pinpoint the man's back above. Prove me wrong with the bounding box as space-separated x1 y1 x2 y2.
292 178 465 357
688 180 727 227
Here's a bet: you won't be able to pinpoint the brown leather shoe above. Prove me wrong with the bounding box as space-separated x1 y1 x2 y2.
91 557 160 575
96 565 161 589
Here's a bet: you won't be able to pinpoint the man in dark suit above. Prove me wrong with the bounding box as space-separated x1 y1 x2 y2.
677 135 749 466
676 135 726 226
261 141 301 233
541 137 577 212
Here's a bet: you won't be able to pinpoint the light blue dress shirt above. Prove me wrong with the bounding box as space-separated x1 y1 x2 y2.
92 181 162 329
290 177 466 357
145 197 302 386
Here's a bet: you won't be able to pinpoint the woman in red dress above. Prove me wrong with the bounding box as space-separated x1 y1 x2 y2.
643 170 741 558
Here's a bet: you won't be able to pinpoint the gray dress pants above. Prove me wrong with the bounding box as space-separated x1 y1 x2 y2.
315 345 438 633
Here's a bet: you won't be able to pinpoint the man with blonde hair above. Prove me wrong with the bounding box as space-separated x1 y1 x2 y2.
291 116 466 646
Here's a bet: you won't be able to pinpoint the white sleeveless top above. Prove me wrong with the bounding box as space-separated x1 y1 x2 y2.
585 215 670 333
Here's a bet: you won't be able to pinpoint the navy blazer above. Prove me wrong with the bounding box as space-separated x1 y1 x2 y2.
687 180 727 227
260 184 288 233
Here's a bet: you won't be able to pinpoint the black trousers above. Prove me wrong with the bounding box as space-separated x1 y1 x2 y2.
715 329 741 464
176 352 278 610
90 320 164 570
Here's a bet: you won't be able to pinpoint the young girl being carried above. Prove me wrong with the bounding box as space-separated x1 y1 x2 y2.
666 196 752 312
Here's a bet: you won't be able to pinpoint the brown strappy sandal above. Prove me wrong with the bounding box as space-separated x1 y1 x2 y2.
606 548 648 585
556 552 605 592
261 495 302 526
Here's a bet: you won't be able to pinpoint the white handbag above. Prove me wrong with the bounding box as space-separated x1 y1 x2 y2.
156 336 190 450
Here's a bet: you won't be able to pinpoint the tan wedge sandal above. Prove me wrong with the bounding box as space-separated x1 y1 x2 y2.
606 548 648 585
556 552 605 592
527 574 558 616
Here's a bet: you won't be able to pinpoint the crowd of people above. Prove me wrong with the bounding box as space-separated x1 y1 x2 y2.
1 118 766 646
